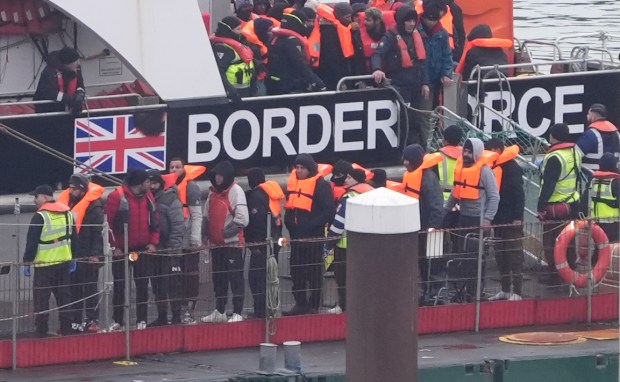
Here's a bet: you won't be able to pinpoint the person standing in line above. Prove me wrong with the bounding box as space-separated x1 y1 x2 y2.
57 174 104 332
169 158 205 324
105 169 160 331
283 154 335 316
146 171 185 326
485 138 525 301
201 161 249 323
23 185 78 337
588 153 620 243
576 103 620 173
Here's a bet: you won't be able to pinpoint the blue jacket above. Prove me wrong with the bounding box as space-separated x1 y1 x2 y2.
419 24 453 90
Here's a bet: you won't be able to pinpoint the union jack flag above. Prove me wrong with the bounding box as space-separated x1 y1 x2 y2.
73 114 166 174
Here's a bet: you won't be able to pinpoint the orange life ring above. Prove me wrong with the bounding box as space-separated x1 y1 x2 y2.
554 220 611 288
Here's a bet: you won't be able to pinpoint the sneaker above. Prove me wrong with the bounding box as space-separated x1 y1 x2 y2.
71 322 84 332
488 291 511 301
326 305 343 314
182 311 197 325
508 293 523 301
107 322 123 332
228 313 244 323
201 309 227 323
136 321 147 330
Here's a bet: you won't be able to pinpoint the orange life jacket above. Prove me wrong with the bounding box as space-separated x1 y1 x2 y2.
391 27 426 68
402 153 443 199
453 155 493 200
209 36 254 63
242 20 269 57
56 70 77 97
358 13 383 59
177 165 206 219
284 171 322 212
39 201 70 213
318 163 333 177
590 120 618 133
369 0 395 11
57 182 105 233
386 180 405 193
455 37 514 75
347 182 374 195
272 27 311 63
351 163 373 181
332 185 347 202
491 145 520 191
308 4 355 67
283 7 294 14
440 145 462 159
258 180 285 226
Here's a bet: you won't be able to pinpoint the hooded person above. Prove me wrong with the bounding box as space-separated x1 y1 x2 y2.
201 161 249 324
368 169 387 188
253 17 274 46
370 5 430 146
283 153 335 315
267 10 326 95
457 23 509 81
253 0 271 15
330 160 354 202
235 0 255 23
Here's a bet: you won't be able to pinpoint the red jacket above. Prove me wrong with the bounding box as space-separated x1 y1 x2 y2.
105 185 160 250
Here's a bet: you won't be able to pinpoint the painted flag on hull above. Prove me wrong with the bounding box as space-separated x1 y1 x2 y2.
73 114 166 174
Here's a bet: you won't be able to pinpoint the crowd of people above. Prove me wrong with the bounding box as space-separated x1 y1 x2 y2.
21 100 620 334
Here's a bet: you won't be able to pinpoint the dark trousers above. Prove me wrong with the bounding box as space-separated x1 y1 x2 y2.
248 247 267 317
33 262 72 335
456 215 483 298
542 221 567 271
211 247 244 314
150 255 183 322
393 84 424 147
332 246 346 310
182 249 200 305
600 222 619 243
290 241 323 311
494 225 524 295
70 261 100 323
112 253 149 325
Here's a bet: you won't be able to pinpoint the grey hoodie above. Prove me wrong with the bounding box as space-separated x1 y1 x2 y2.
445 138 500 223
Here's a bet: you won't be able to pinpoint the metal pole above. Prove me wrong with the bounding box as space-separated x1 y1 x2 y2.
102 216 112 331
475 195 486 333
123 223 130 361
265 213 272 344
12 197 20 370
586 219 593 324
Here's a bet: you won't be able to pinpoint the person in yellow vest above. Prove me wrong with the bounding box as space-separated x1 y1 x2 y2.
436 125 463 202
444 138 499 302
245 168 285 318
577 103 620 172
283 154 335 316
23 185 78 337
169 157 205 325
485 138 525 301
57 174 104 332
324 167 374 314
588 153 620 243
537 123 582 284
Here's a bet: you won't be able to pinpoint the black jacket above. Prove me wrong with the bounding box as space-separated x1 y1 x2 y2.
33 64 85 113
313 23 352 90
448 0 466 62
74 199 104 258
153 186 185 251
493 160 525 224
420 169 445 230
284 178 335 239
245 186 282 243
461 24 508 81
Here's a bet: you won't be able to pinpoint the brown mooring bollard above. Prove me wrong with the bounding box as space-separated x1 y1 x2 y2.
345 188 420 382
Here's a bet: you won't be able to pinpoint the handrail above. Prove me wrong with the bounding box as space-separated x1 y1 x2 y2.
0 104 167 121
467 58 608 81
336 75 376 91
521 40 563 61
570 46 615 65
1 93 143 107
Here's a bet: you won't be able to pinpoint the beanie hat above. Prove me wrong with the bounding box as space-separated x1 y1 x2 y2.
282 10 308 35
333 2 353 21
549 123 570 142
443 125 463 146
69 173 89 190
368 169 387 188
599 153 618 172
147 169 164 188
235 0 254 9
58 47 79 65
295 153 318 175
352 3 367 14
403 144 425 170
125 168 149 187
332 160 353 177
348 168 367 184
220 16 242 30
589 103 607 118
247 167 266 189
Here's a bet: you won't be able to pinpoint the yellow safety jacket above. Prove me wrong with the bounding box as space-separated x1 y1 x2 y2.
540 143 581 204
590 171 620 222
437 145 462 201
35 202 74 267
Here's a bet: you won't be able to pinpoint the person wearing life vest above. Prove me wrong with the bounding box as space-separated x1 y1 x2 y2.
253 0 271 15
577 103 620 173
212 16 257 98
104 168 160 331
234 0 258 26
352 7 387 75
245 168 285 318
368 168 388 188
368 0 396 11
436 125 463 202
485 138 525 302
371 5 430 146
145 170 185 327
456 24 511 81
330 160 355 204
168 158 204 325
588 153 620 242
33 47 85 115
201 161 249 324
537 123 583 284
242 17 275 96
444 0 465 62
284 153 335 316
23 185 78 337
418 2 453 147
267 10 326 95
57 174 104 333
324 167 373 314
308 3 355 90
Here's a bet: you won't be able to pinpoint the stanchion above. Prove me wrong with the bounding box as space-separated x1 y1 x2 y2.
283 340 301 372
475 196 486 332
586 219 593 324
259 342 277 374
345 188 420 382
12 197 20 370
123 223 130 361
102 216 112 331
265 213 271 344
